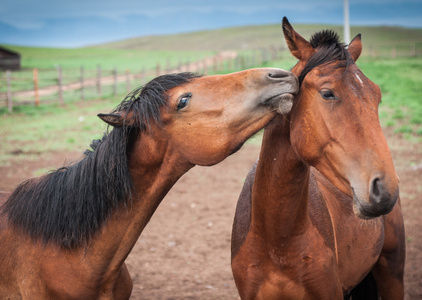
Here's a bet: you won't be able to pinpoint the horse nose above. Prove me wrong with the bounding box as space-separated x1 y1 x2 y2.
368 176 399 215
266 69 299 92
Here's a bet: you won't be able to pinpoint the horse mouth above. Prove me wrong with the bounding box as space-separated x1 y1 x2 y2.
352 188 379 220
264 93 295 114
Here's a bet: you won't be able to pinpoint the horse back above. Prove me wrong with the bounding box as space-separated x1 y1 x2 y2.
231 160 257 260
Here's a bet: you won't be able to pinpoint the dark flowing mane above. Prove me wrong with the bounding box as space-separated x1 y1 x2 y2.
297 30 353 85
1 72 200 249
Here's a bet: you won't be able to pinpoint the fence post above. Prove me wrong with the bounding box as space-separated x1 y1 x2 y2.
6 70 12 112
411 42 416 57
125 69 131 94
140 68 145 85
97 64 102 97
156 63 161 77
166 58 171 73
57 65 64 105
113 67 117 97
33 68 40 106
228 58 233 71
370 45 375 57
80 66 85 101
203 58 208 75
391 46 396 59
186 58 190 72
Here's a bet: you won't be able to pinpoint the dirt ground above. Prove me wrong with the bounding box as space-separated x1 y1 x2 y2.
1 130 421 299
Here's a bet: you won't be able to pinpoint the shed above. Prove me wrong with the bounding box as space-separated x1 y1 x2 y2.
0 46 21 70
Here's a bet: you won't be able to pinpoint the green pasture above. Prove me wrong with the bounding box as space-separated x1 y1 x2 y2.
5 45 214 71
100 23 422 54
358 57 422 137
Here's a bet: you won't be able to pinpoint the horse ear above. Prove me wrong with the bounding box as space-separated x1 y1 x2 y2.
348 34 362 62
282 17 315 60
98 113 124 127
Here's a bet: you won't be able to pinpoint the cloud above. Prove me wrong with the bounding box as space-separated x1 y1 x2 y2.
1 0 421 46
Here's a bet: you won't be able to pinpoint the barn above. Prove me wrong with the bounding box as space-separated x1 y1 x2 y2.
0 46 21 70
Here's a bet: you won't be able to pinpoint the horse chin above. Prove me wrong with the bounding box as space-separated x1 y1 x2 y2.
264 93 294 115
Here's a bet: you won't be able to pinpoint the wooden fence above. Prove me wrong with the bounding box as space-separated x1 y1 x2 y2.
0 48 284 113
1 41 421 113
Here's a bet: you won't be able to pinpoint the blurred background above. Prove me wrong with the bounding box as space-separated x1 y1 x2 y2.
1 1 421 299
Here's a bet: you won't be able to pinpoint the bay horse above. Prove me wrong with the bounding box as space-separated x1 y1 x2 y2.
231 18 405 299
0 69 298 299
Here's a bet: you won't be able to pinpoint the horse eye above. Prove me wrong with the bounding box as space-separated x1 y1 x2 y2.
177 93 191 110
320 90 337 100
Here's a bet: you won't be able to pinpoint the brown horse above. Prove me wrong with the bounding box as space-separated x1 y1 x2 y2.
231 18 405 299
0 69 298 299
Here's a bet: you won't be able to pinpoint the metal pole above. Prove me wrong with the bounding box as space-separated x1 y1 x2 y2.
344 0 351 44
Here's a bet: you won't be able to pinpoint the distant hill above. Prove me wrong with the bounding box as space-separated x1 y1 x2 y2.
95 23 422 52
3 23 422 70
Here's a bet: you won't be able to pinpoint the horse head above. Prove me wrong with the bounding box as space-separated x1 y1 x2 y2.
282 17 399 219
99 70 298 167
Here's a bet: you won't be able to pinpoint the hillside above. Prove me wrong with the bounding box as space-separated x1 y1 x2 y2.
3 23 422 71
96 23 422 52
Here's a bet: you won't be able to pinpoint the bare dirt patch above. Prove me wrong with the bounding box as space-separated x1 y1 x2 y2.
0 131 420 299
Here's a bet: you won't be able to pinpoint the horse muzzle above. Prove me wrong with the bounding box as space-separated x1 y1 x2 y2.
258 68 299 114
352 176 399 219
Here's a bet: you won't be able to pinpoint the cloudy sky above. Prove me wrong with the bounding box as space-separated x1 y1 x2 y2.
1 0 421 47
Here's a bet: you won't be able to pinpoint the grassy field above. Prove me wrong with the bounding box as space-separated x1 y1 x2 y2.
3 46 214 71
99 23 422 55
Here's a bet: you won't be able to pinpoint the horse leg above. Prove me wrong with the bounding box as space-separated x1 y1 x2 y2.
371 202 405 300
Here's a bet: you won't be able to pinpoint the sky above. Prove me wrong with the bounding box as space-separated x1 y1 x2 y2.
1 0 422 48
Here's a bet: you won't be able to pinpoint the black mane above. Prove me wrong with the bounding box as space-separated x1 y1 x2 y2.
1 72 200 249
298 30 353 85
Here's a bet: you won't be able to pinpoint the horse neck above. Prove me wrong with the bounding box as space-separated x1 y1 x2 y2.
89 132 193 274
251 115 311 244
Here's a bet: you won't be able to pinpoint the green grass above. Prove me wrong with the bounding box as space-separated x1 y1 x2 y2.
4 46 214 71
0 98 120 165
356 57 422 138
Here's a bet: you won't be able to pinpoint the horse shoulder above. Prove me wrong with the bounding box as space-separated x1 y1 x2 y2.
231 160 257 260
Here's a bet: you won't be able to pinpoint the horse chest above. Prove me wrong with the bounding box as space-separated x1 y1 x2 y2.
235 231 342 299
335 216 384 289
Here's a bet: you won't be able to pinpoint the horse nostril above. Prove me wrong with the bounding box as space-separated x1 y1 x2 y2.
367 176 399 216
268 70 289 79
371 178 381 198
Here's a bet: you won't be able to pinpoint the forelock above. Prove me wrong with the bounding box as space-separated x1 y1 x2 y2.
297 30 352 85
